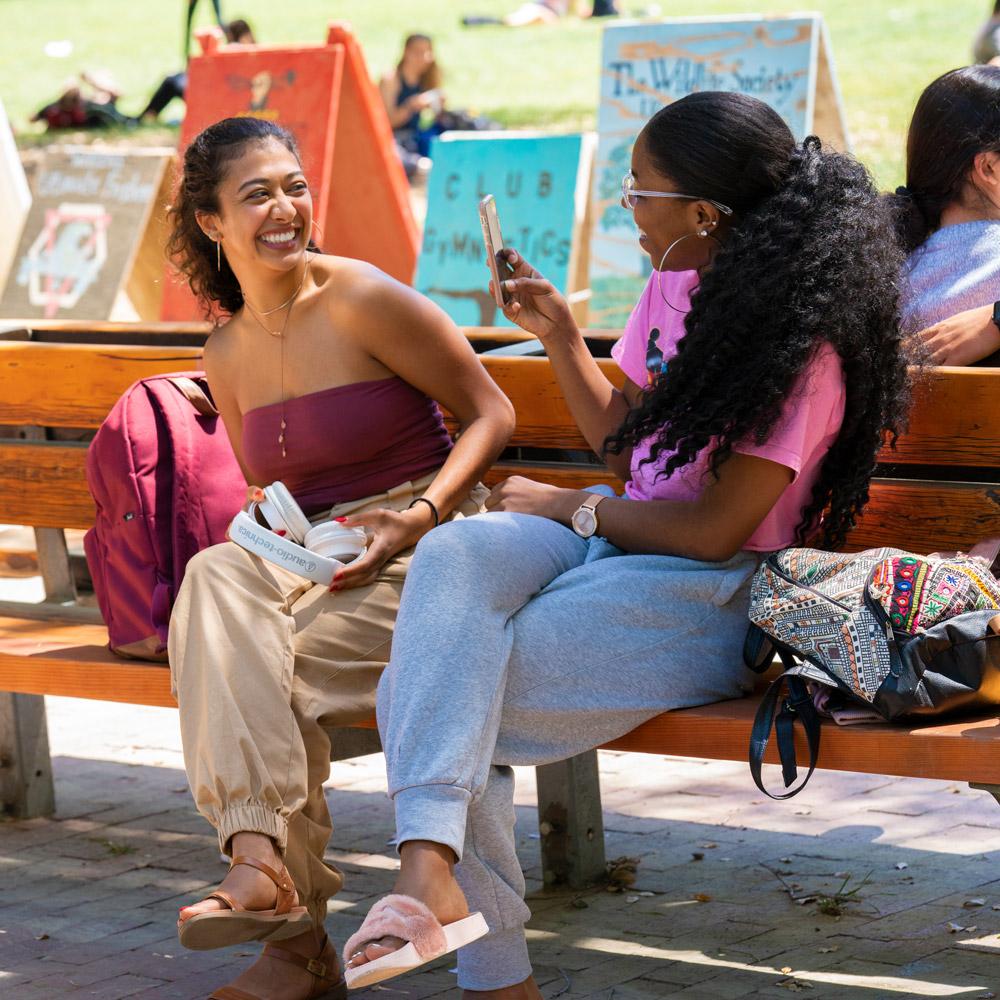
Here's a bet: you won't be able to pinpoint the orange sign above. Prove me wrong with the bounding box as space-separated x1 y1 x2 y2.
161 23 417 320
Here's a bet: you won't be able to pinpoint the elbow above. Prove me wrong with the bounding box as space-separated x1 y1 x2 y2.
490 395 517 447
682 528 743 564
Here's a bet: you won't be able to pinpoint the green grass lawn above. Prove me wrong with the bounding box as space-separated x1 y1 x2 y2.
0 0 985 188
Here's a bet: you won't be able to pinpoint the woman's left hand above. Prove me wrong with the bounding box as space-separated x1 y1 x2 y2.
328 506 432 591
485 476 580 521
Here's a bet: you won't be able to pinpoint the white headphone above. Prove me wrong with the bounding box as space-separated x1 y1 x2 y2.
228 482 367 586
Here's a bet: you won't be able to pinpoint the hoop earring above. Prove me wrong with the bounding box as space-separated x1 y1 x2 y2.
311 219 323 243
216 237 221 272
655 230 721 312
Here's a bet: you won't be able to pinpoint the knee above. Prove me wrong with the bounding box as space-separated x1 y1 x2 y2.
181 542 249 594
413 514 514 573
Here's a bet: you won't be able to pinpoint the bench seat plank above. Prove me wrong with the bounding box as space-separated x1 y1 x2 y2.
3 617 999 785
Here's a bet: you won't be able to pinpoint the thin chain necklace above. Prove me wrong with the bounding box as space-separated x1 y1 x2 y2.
242 256 311 334
241 255 311 458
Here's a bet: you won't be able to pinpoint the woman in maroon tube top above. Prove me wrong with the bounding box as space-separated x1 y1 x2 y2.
163 116 514 1000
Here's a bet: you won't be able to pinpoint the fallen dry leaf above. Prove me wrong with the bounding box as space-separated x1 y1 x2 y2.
964 899 986 908
692 892 712 903
781 966 793 974
817 946 839 953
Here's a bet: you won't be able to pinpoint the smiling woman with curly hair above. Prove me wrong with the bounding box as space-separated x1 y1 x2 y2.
342 91 913 997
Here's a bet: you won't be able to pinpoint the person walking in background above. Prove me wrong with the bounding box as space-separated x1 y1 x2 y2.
891 65 1000 365
185 0 225 60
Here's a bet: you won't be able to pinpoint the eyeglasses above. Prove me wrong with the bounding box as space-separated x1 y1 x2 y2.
621 173 733 216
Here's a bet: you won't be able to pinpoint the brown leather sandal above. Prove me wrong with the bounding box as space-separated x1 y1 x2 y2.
178 854 312 951
208 933 347 1000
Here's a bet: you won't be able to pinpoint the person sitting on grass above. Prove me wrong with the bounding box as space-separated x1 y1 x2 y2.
379 33 446 179
342 90 913 996
892 65 1000 365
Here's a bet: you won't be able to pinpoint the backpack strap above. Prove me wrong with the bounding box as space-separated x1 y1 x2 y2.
168 376 219 417
743 623 775 674
749 660 822 800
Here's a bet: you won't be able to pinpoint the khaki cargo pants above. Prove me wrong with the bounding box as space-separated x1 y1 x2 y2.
168 472 486 924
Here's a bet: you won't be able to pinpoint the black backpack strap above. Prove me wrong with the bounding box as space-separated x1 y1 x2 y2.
743 623 775 673
749 668 822 800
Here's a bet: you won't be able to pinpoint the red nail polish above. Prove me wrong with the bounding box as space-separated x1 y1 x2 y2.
275 529 287 537
334 516 348 522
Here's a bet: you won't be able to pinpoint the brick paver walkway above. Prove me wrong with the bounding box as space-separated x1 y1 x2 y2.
3 695 1000 999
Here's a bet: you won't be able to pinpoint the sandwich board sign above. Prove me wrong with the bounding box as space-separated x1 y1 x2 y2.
161 22 417 320
416 132 594 328
0 147 169 320
590 13 848 327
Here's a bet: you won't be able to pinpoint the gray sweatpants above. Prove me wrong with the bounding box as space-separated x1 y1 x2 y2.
376 511 760 990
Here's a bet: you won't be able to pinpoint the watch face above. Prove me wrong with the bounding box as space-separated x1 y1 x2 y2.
572 508 597 537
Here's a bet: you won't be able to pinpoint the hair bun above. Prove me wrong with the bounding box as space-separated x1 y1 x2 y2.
803 135 823 153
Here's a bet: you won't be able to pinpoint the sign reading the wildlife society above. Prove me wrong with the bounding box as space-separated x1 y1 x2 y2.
589 14 848 327
0 148 168 320
416 133 592 328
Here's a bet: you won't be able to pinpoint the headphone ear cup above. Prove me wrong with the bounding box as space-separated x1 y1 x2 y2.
262 482 311 544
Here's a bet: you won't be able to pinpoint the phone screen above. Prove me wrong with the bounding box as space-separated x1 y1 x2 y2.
479 195 513 307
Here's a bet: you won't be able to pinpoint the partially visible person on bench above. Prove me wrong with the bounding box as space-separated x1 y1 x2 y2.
343 92 913 996
893 65 1000 365
164 117 514 999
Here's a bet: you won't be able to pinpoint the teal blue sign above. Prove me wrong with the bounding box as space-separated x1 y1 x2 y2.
416 133 585 328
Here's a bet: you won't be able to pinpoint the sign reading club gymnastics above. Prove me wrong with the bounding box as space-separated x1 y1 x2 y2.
416 132 588 328
590 14 845 327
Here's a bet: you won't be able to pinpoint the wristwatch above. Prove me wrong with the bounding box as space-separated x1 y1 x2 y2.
571 494 607 538
992 301 1000 331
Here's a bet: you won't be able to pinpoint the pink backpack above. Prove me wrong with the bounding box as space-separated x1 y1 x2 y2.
84 373 246 660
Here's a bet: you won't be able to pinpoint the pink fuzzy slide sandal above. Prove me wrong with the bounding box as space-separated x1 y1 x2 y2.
343 894 488 989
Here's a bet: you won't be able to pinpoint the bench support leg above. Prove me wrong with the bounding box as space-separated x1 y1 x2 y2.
0 693 55 819
535 750 606 889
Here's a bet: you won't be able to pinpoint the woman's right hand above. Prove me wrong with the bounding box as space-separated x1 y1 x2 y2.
492 249 577 344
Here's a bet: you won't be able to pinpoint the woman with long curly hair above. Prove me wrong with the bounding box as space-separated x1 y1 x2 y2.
342 91 912 996
165 116 514 1000
890 65 1000 365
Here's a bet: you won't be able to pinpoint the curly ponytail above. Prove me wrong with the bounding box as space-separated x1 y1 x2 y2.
166 117 320 319
604 92 911 550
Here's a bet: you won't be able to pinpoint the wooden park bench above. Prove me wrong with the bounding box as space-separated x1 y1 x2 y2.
1 332 1000 891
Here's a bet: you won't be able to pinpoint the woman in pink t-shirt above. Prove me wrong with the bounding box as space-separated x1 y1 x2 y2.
344 93 912 995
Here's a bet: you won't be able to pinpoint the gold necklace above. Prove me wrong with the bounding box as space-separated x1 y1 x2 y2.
242 256 311 335
241 255 311 457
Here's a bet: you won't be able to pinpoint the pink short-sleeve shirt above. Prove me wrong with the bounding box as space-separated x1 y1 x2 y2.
610 270 846 551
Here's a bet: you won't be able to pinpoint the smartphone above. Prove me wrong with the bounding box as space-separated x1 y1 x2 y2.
479 194 514 307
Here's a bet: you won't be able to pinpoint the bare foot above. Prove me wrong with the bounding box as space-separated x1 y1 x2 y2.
346 840 469 969
178 832 297 925
210 924 342 1000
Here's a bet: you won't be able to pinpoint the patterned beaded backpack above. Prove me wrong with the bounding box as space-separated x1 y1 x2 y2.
744 542 1000 799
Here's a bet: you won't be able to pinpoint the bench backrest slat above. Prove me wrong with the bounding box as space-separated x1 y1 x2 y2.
3 343 999 466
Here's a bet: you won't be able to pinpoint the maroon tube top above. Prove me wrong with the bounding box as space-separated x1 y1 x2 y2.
241 377 453 515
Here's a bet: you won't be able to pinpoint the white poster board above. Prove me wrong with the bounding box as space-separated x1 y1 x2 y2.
589 13 848 327
0 98 31 293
